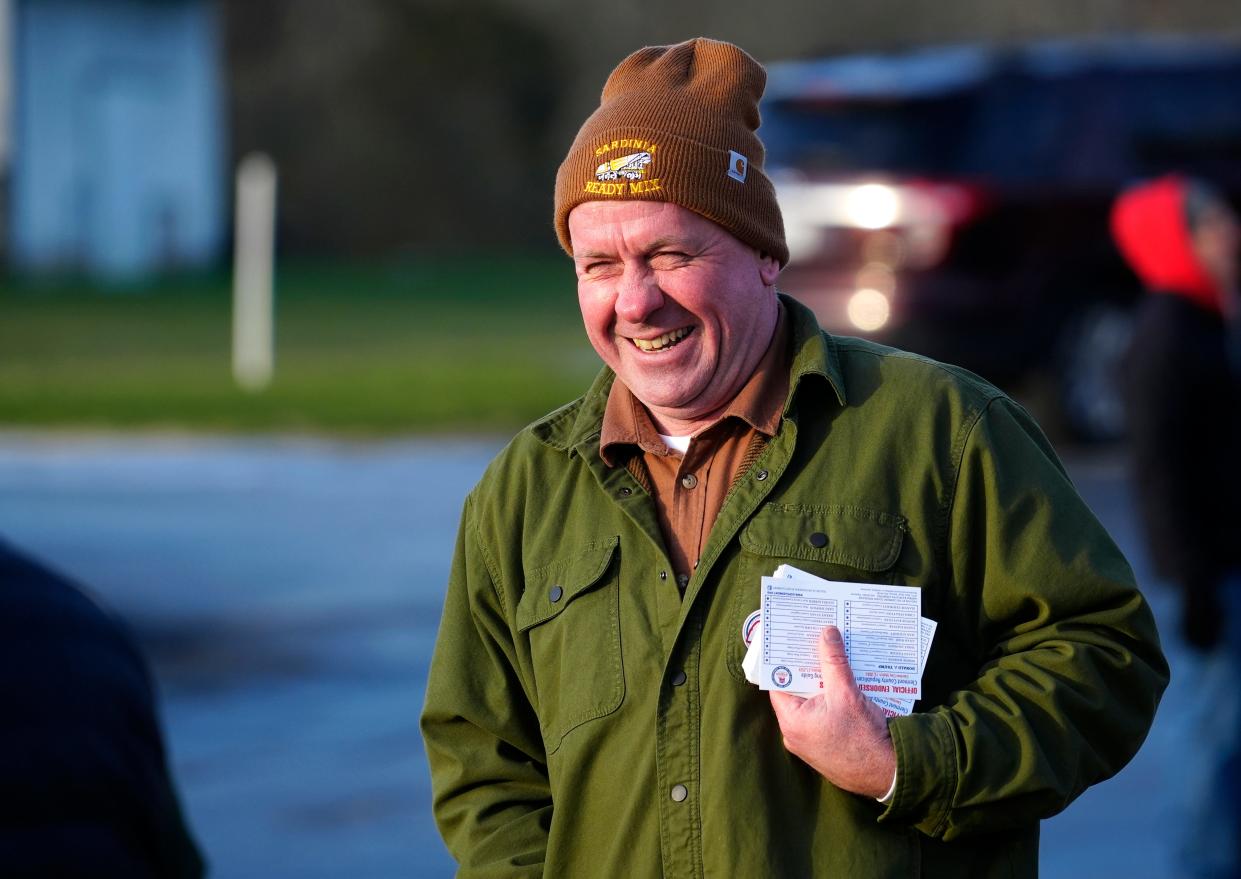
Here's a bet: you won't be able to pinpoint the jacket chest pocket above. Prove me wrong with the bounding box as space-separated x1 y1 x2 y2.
516 537 624 754
725 503 907 683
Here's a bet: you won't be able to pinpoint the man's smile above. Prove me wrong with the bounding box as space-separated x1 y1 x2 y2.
630 326 693 352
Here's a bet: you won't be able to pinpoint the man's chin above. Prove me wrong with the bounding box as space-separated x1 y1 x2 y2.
631 389 696 411
627 383 725 424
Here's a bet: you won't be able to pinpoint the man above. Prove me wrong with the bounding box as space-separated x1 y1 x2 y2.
1113 175 1241 879
0 539 205 877
422 38 1167 877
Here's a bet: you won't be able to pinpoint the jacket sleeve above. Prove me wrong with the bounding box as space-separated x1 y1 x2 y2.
880 396 1169 840
420 493 552 876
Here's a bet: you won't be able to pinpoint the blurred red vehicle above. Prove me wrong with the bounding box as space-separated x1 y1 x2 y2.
762 36 1241 439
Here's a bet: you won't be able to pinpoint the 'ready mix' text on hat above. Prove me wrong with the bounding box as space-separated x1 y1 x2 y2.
554 38 788 267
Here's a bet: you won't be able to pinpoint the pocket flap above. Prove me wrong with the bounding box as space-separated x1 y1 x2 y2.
740 503 905 572
516 537 619 632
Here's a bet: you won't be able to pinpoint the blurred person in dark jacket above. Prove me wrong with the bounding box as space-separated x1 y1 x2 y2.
1114 174 1241 879
0 539 205 878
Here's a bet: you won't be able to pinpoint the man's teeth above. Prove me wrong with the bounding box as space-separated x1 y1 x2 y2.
632 327 691 352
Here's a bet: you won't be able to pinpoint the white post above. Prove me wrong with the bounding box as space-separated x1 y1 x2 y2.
232 152 277 391
0 0 13 171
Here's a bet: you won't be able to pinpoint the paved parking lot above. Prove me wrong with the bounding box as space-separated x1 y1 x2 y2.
0 434 1188 878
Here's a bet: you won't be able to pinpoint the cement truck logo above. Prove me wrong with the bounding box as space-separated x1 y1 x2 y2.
596 151 652 182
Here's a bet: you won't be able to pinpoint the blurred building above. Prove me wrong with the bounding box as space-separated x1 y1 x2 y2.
8 0 226 280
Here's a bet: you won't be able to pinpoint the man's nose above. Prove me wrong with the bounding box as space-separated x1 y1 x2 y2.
614 267 664 324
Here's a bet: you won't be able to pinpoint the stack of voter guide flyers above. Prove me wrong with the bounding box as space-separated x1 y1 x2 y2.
741 564 936 717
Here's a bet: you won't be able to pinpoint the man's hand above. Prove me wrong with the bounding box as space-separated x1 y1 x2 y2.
769 626 897 799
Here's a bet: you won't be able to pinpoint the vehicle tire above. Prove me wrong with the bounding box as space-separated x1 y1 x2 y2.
1054 304 1133 443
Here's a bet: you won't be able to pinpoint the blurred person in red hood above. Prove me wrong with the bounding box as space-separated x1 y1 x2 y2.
1114 175 1241 644
1114 174 1241 879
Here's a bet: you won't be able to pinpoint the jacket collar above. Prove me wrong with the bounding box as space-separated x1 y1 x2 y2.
782 291 848 414
532 292 847 456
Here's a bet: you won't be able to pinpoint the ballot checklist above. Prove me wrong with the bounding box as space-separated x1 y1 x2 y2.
741 565 936 716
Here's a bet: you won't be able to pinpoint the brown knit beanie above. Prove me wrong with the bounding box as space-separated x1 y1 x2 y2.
554 38 788 266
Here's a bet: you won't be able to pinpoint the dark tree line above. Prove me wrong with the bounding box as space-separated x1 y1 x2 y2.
220 0 1240 256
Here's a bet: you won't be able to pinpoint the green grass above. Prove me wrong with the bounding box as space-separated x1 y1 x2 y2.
0 256 605 433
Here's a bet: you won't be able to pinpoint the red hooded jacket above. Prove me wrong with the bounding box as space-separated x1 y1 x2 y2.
1110 174 1224 314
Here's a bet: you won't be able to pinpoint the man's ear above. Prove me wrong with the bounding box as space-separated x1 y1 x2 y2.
758 251 781 286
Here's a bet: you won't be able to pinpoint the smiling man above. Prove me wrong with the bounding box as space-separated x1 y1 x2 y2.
421 38 1167 878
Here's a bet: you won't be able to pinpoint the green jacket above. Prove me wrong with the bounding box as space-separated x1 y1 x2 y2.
421 295 1168 878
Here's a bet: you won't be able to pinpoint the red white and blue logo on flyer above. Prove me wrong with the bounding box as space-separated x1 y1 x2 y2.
771 666 793 688
742 610 761 647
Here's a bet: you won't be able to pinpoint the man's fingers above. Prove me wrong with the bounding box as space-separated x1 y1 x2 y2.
768 690 806 726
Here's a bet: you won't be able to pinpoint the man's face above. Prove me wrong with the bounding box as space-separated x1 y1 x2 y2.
569 200 781 431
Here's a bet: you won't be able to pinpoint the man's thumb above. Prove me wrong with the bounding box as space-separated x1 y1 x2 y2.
818 625 855 684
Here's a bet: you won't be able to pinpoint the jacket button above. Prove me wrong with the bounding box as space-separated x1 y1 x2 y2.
756 469 769 481
618 487 632 497
808 532 828 548
671 669 687 687
659 571 668 581
680 473 698 489
549 585 564 603
670 784 688 802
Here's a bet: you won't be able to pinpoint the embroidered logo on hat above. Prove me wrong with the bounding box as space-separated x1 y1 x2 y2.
596 151 652 181
727 150 748 183
584 141 663 196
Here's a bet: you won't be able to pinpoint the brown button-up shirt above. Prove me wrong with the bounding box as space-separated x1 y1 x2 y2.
600 306 790 591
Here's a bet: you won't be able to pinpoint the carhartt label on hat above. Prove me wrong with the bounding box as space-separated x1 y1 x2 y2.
727 150 748 183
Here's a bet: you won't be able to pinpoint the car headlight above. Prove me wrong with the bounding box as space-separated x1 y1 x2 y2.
844 184 901 230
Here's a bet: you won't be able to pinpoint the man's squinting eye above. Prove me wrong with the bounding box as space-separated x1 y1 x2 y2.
651 250 692 268
578 260 610 276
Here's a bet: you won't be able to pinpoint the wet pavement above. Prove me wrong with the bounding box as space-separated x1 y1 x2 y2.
0 433 1188 878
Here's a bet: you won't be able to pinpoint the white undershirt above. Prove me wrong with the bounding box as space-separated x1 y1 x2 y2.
658 433 692 454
